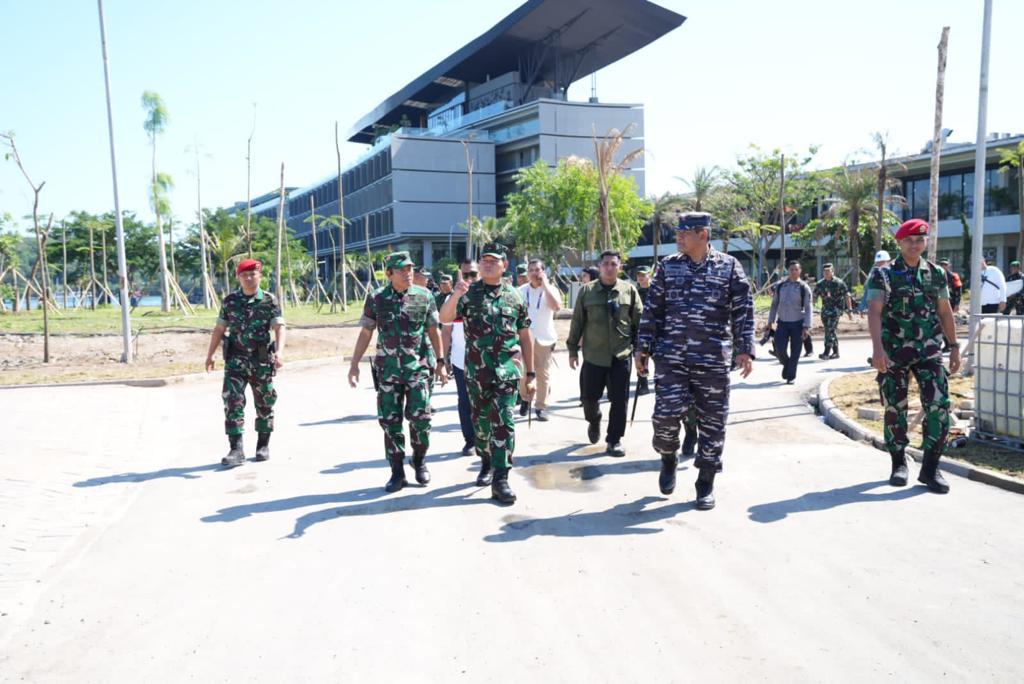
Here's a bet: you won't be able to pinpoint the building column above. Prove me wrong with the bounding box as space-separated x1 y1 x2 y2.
423 240 433 267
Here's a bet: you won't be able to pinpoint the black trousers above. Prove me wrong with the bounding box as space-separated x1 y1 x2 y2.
981 303 1001 314
452 366 476 447
581 358 631 444
774 321 804 381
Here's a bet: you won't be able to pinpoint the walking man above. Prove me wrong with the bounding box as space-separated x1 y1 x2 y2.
814 263 853 359
205 259 285 467
435 274 453 310
938 259 963 352
440 244 535 505
979 256 1007 314
1005 260 1023 315
866 219 960 493
637 212 754 509
767 261 813 384
566 250 642 458
635 266 653 396
441 260 479 456
348 251 448 492
519 258 561 421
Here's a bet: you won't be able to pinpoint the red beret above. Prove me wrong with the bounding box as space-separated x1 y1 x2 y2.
236 258 262 275
895 219 929 241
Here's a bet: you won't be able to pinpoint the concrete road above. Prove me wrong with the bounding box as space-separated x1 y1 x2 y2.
1 338 1021 682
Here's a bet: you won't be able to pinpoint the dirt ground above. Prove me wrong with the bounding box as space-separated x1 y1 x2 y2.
829 370 1024 478
0 312 871 386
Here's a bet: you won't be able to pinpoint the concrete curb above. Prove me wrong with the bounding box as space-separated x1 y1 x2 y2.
816 373 1024 495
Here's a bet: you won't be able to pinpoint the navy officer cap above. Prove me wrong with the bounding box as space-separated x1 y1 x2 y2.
677 211 712 230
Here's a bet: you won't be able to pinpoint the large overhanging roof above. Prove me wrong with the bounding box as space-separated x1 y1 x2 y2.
347 0 685 143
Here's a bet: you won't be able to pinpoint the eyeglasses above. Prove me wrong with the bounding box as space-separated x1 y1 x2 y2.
461 270 478 278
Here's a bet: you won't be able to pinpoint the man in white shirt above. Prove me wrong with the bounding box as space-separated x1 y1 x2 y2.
441 260 479 455
979 257 1007 314
519 258 561 421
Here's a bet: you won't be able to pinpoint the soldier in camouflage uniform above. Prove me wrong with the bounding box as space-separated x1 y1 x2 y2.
1005 260 1023 315
814 263 853 359
348 251 448 492
205 259 285 467
637 212 755 510
867 219 961 493
440 243 535 505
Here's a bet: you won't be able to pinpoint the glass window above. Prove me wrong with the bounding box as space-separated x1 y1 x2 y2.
988 166 1019 216
912 178 929 219
938 174 958 220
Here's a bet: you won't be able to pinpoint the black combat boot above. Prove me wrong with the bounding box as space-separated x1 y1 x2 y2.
587 419 600 445
475 454 493 487
491 467 517 505
917 450 950 494
818 345 831 360
681 428 698 457
830 343 840 360
695 467 716 510
384 455 407 493
411 447 430 486
519 400 530 417
254 433 270 462
889 450 909 486
221 434 245 467
658 452 678 495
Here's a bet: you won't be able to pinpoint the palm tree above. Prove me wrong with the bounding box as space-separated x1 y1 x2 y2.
998 141 1024 259
207 220 244 296
822 167 904 285
142 91 171 312
594 125 645 251
648 192 686 263
675 166 720 211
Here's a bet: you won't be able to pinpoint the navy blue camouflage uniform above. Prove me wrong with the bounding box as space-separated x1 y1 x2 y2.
637 248 756 471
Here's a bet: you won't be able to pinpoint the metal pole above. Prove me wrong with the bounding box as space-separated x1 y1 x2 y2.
968 0 993 348
97 0 132 363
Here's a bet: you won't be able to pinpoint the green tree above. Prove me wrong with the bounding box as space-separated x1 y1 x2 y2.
675 166 720 211
141 90 172 311
997 141 1024 260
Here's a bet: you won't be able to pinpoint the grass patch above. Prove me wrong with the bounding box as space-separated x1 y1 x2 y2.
829 371 1024 479
0 303 362 335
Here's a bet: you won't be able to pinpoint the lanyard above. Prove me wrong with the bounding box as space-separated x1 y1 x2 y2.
526 286 543 310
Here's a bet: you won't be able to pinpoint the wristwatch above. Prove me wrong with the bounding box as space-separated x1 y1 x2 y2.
526 371 536 378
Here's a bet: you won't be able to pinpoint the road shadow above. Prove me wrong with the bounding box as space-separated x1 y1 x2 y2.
484 496 694 542
74 463 222 487
201 485 390 523
320 450 466 475
300 414 377 426
747 480 927 523
732 381 786 390
818 365 871 374
728 411 810 426
285 482 484 539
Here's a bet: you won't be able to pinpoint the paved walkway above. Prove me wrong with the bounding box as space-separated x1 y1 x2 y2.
1 339 1021 681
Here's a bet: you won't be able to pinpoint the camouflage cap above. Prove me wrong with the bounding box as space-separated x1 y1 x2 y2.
636 266 652 275
515 264 528 275
822 262 834 269
385 251 414 269
416 266 431 276
938 258 950 266
439 273 453 282
1011 260 1021 267
677 211 712 231
480 243 507 259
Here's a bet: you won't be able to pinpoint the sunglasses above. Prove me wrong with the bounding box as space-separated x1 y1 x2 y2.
461 270 478 277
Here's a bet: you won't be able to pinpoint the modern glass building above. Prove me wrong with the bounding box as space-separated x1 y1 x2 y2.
248 0 685 276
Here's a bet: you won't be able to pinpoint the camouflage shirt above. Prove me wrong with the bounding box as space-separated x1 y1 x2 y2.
217 288 284 365
455 281 530 384
360 284 439 383
815 277 850 313
638 248 756 369
865 255 949 363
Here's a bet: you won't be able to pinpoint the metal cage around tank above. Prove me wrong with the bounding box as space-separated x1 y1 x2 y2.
972 314 1024 451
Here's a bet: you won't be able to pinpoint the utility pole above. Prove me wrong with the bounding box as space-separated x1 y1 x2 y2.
968 0 993 352
97 0 132 362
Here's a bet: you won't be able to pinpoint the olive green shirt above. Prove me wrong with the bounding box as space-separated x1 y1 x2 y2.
566 279 643 367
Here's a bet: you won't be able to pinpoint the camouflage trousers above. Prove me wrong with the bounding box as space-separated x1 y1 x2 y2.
876 357 950 456
652 364 728 471
223 362 276 435
1005 295 1024 316
377 376 432 461
821 309 841 352
467 377 518 469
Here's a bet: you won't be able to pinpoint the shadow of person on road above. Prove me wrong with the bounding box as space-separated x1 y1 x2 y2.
299 414 377 426
483 496 693 542
74 463 222 487
285 482 484 539
320 450 465 476
747 480 927 523
201 486 389 523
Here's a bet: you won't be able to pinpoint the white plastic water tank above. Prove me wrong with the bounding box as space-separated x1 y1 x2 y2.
975 317 1024 439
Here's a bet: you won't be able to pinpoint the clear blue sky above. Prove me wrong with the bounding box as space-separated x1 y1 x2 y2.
1 0 1021 230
